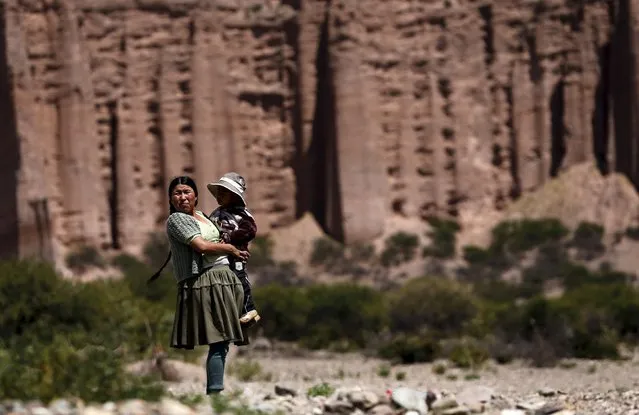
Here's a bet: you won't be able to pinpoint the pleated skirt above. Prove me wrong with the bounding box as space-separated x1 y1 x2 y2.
171 265 245 349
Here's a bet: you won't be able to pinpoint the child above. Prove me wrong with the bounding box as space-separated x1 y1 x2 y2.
207 172 261 325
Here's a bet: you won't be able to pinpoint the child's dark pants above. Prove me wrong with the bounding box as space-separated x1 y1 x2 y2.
231 261 256 314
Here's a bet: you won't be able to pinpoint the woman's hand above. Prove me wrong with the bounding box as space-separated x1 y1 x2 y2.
231 246 250 261
190 238 250 260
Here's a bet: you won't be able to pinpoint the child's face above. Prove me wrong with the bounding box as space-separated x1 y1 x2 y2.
216 187 234 206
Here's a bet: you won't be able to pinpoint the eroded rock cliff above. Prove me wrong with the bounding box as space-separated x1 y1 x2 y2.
1 0 638 263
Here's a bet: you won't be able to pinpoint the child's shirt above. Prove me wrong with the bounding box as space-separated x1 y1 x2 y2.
209 206 257 255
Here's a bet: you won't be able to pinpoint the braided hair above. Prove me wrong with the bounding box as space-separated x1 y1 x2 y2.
148 176 199 283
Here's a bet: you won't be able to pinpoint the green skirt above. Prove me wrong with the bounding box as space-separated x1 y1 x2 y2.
171 265 245 349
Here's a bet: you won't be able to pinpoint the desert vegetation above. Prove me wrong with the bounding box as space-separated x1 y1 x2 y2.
2 218 639 404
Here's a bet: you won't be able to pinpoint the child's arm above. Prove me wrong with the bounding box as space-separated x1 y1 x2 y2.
227 215 257 246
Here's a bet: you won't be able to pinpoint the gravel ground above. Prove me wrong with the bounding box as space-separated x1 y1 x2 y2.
164 348 639 414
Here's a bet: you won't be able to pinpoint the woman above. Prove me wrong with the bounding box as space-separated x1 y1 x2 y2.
153 176 250 395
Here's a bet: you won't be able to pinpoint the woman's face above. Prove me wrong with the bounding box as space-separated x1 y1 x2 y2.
171 184 197 214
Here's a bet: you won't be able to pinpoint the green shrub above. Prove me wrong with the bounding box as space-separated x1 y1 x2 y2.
176 393 205 407
249 236 276 268
557 284 630 358
302 284 387 349
459 219 567 279
570 222 605 260
388 277 478 336
423 217 460 259
443 337 490 369
310 237 345 270
210 393 267 415
380 232 419 267
490 219 569 255
307 383 335 398
0 337 163 403
143 232 171 270
253 284 310 342
113 254 175 307
625 226 639 240
470 280 522 304
601 284 639 341
587 263 634 287
255 282 386 350
0 260 132 348
462 245 491 265
349 243 376 263
253 260 301 286
0 259 165 403
378 334 439 364
432 362 447 374
458 245 510 282
228 359 271 382
65 246 106 273
377 363 391 377
485 337 516 365
483 285 633 363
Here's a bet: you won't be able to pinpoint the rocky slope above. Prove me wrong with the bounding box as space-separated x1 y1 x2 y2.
1 0 638 266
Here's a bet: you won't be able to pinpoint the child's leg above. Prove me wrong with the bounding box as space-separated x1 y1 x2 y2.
234 264 256 313
233 263 260 324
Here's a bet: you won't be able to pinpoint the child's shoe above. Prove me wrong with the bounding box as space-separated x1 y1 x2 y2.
239 309 261 325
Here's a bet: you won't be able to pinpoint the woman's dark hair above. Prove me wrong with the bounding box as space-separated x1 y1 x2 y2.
148 176 198 283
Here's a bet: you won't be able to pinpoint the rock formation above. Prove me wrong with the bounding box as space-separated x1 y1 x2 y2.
1 0 638 264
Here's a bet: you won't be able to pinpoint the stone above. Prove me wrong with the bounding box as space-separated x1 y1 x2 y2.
538 388 559 397
441 407 471 415
116 400 147 415
367 404 395 415
79 408 113 415
5 402 26 414
48 399 74 415
516 400 548 412
534 401 569 415
252 402 282 414
323 399 353 414
274 384 297 397
193 404 215 415
431 396 459 411
347 390 380 410
456 385 495 407
252 337 273 351
157 398 194 415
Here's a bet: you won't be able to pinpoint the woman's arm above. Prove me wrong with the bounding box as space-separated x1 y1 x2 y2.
190 236 250 261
